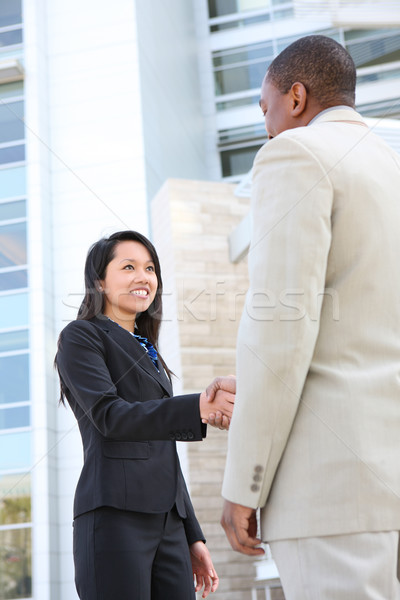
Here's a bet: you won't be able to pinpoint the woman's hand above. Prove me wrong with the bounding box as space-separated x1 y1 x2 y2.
200 375 236 429
190 541 219 598
204 410 231 430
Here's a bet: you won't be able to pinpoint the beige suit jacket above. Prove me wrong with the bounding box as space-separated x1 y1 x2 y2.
222 108 400 541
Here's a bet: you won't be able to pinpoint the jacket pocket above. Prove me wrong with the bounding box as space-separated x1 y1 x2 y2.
102 440 150 459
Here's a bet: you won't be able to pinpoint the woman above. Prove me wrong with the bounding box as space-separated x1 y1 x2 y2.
55 230 235 600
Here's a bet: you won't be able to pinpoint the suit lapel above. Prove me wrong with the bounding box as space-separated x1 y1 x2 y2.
91 316 173 396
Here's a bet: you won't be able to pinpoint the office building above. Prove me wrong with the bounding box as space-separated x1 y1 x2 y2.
0 1 399 598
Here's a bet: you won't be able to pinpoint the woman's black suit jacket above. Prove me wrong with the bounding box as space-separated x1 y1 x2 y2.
56 315 206 545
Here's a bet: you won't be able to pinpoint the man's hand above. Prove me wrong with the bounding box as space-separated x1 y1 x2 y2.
206 375 236 400
199 388 234 428
199 376 236 430
221 500 265 556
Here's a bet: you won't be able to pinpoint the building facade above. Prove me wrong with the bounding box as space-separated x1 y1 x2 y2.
151 178 284 600
1 1 210 598
0 1 399 599
0 2 31 598
197 0 400 181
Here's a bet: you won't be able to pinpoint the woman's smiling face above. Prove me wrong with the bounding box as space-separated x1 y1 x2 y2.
99 240 158 330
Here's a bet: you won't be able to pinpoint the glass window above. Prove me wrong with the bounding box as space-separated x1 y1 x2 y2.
0 269 28 291
0 292 28 329
0 166 26 199
0 354 29 405
346 30 400 68
215 60 269 95
216 95 259 110
208 1 293 30
0 405 29 429
221 144 262 177
219 123 266 144
273 7 293 19
0 28 22 48
0 472 31 525
208 0 237 18
276 30 340 54
345 28 394 42
0 431 31 471
210 13 271 31
0 329 29 353
0 527 32 599
213 41 274 95
0 81 23 101
213 42 273 67
358 97 400 119
239 0 271 10
0 101 24 144
0 221 27 268
357 66 400 85
0 199 25 221
0 144 24 165
0 0 22 28
209 0 272 18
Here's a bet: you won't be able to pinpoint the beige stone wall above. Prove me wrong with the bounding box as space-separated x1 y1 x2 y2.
151 179 282 599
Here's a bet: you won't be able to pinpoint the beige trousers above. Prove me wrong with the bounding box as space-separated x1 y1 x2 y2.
270 531 400 600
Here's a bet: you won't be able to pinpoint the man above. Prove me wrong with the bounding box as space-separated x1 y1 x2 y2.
221 35 400 599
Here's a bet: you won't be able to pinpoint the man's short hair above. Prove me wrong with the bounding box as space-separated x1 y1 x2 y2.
267 35 356 107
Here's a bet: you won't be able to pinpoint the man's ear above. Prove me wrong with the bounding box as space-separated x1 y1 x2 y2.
289 82 307 116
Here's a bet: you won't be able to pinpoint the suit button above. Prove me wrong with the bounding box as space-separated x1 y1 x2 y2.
251 484 260 492
175 432 182 440
253 474 261 482
163 394 169 399
255 465 263 473
169 432 175 440
181 432 188 440
188 431 194 440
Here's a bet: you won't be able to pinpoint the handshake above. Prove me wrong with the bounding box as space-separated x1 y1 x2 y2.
199 375 236 431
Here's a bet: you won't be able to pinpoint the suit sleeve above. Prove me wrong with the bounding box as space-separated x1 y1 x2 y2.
222 135 333 508
179 469 206 545
56 320 204 441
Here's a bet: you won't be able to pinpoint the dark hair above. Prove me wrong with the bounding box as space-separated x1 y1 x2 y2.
56 231 173 404
267 35 356 108
78 230 163 335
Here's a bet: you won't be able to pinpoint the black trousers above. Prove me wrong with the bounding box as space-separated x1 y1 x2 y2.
73 506 195 600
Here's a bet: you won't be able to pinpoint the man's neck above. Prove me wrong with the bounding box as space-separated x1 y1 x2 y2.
307 105 354 126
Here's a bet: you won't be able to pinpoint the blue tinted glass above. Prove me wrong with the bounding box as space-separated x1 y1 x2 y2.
0 431 31 470
0 81 23 101
0 354 29 404
0 528 32 597
0 269 27 291
0 293 28 329
221 145 261 177
0 144 24 165
214 61 268 95
208 0 236 18
0 221 27 267
0 472 31 525
0 101 24 144
0 0 22 27
0 329 29 352
0 166 26 199
0 405 29 429
213 43 272 67
0 199 26 221
0 28 22 47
